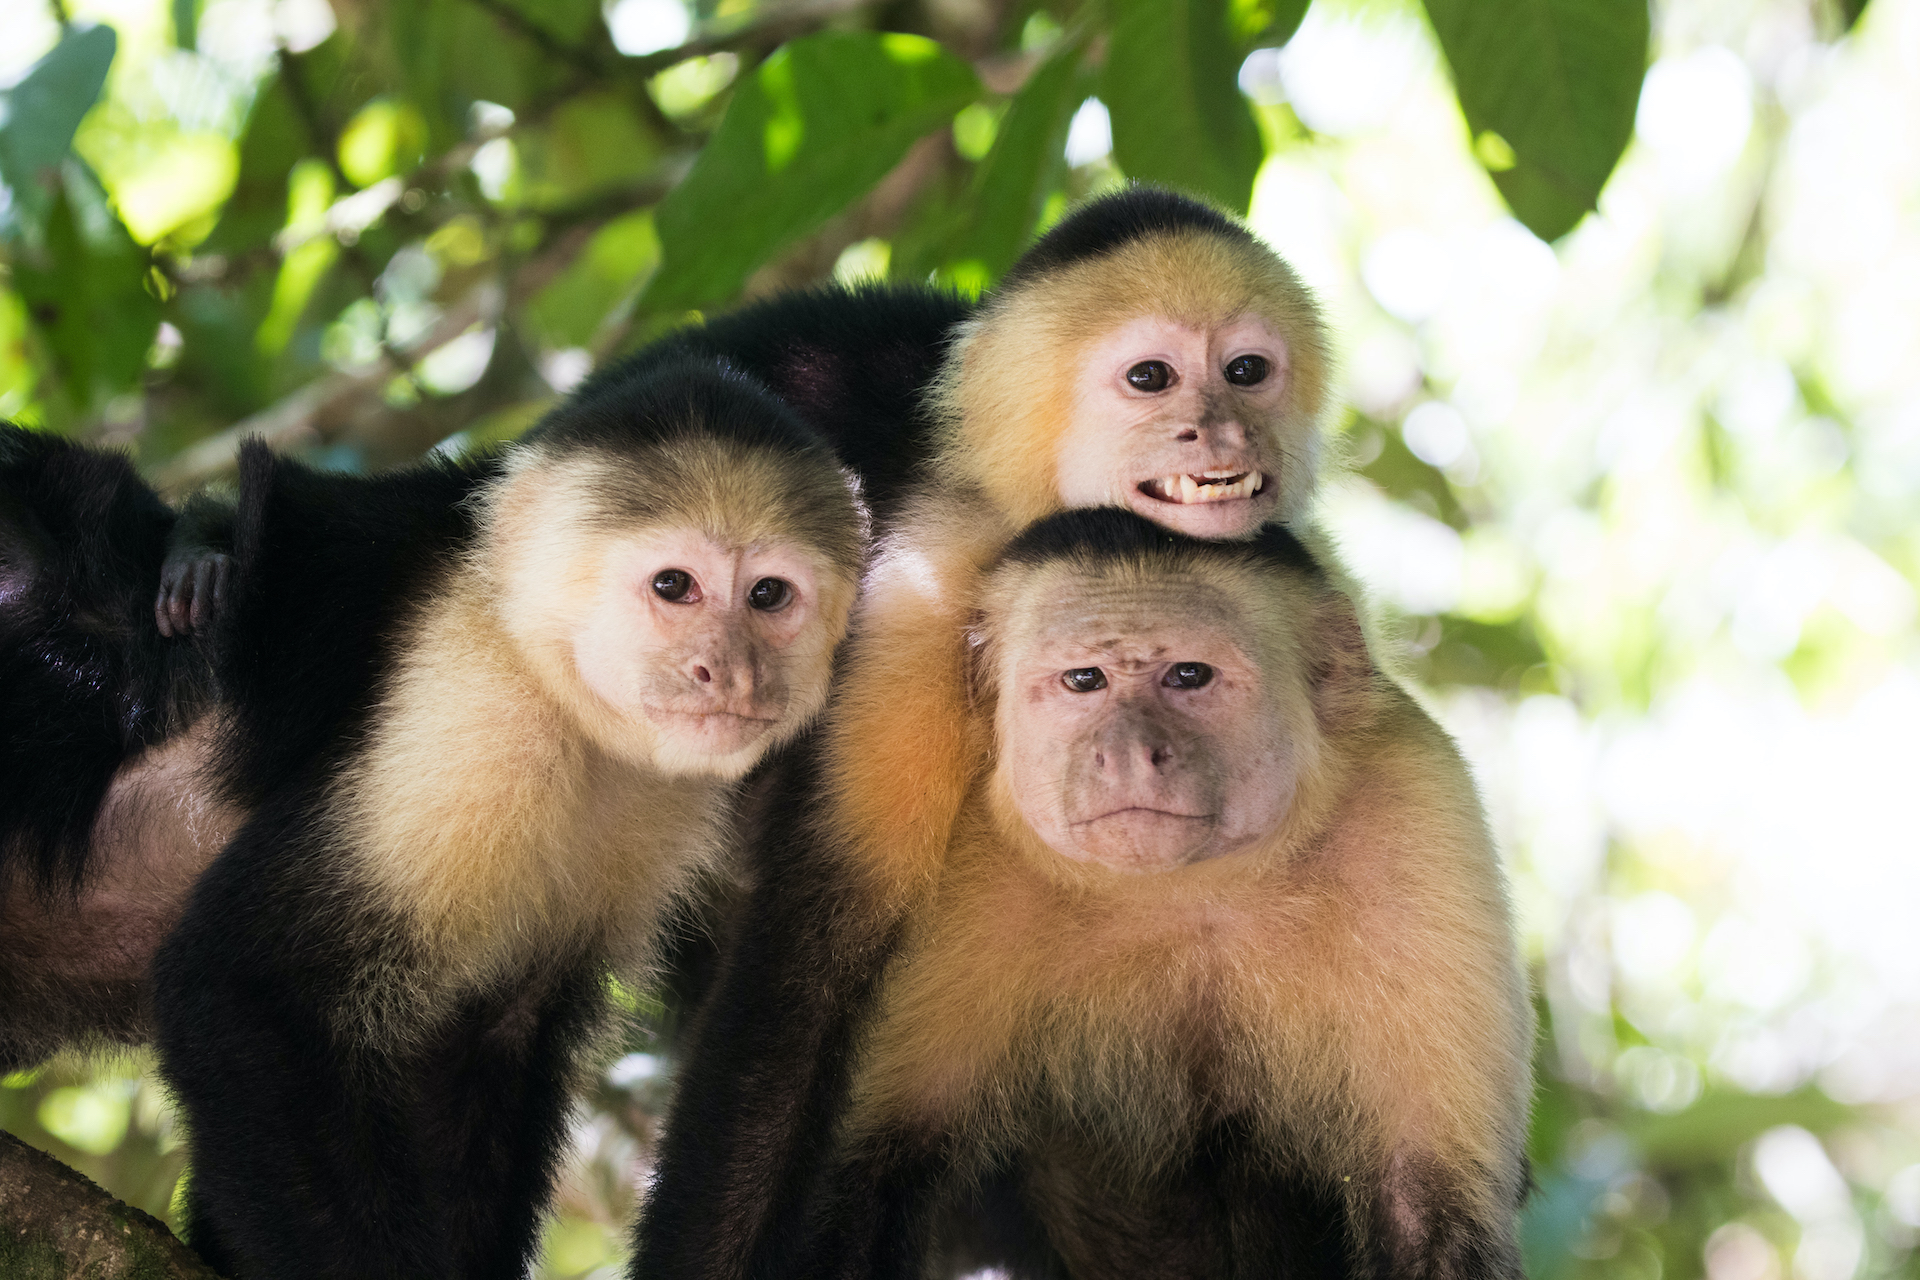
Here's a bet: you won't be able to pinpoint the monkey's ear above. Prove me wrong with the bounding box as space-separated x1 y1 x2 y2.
1310 588 1377 733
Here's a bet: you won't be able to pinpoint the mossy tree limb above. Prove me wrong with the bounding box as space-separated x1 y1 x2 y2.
0 1129 218 1280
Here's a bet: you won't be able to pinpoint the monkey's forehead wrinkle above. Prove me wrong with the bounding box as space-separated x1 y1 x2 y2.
1007 588 1259 666
1004 575 1246 633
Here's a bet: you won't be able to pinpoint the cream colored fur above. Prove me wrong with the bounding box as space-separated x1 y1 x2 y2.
330 440 859 1043
830 549 1533 1251
929 229 1332 530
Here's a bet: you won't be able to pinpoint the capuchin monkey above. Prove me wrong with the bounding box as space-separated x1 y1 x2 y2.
0 426 237 1071
641 510 1531 1279
644 184 1328 537
2 358 864 1279
141 357 863 1280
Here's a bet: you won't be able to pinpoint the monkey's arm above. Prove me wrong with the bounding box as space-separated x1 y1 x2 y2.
154 490 234 638
153 807 603 1280
630 745 902 1280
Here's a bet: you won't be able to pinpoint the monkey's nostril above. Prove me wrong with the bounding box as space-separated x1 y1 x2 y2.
1176 429 1198 443
693 664 713 684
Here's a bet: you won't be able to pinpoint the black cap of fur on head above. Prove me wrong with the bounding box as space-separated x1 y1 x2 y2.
997 184 1257 291
518 353 867 578
998 506 1323 581
529 353 837 466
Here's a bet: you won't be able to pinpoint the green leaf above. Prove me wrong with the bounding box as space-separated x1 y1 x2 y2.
199 74 310 256
1625 1086 1853 1169
1103 0 1264 214
0 25 117 222
8 163 160 417
515 92 661 211
644 32 981 312
526 210 660 347
173 0 198 50
934 36 1086 289
1422 0 1649 241
1229 0 1311 51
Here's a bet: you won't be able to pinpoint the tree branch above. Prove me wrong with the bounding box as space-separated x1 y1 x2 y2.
0 1130 217 1280
622 0 883 75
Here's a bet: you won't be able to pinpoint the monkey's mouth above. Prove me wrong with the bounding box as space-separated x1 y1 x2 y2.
646 706 780 733
1137 470 1266 505
1076 806 1215 828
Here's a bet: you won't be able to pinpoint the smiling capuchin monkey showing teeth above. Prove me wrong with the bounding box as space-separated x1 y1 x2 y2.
638 510 1532 1279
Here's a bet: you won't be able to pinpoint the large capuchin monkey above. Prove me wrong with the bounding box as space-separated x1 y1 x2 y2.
643 510 1532 1278
634 189 1361 1275
1 357 866 1279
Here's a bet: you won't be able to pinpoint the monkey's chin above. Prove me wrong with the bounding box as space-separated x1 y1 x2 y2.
1063 809 1219 872
644 710 782 779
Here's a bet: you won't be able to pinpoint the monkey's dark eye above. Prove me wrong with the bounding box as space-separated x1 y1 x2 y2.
1125 361 1173 392
1061 668 1108 693
748 577 792 611
652 569 694 601
1224 355 1268 387
1163 662 1214 689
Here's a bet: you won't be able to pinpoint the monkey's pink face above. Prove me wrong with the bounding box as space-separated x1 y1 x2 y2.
1053 315 1293 540
994 585 1294 872
573 528 837 778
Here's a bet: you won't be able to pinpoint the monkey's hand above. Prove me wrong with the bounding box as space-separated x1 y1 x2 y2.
155 549 231 638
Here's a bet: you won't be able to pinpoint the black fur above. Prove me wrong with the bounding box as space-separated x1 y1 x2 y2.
0 423 211 897
153 357 849 1279
998 505 1326 582
996 185 1255 291
632 729 903 1279
641 282 971 518
210 441 494 805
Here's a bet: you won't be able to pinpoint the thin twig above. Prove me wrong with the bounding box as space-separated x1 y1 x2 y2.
623 0 883 75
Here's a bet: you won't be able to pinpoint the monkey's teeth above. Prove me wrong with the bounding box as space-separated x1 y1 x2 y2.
1145 470 1267 503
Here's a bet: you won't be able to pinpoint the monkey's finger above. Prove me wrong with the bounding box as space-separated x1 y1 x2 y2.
210 555 230 613
190 560 214 634
155 567 182 637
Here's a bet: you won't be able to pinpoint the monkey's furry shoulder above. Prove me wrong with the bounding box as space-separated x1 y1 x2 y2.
210 440 497 806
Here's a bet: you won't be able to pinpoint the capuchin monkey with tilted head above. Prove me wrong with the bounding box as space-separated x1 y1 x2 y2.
9 358 867 1280
647 510 1532 1279
649 184 1325 535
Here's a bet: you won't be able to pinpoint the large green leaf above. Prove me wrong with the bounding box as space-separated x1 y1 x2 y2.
1230 0 1311 51
0 25 117 225
1103 0 1263 214
644 32 980 312
9 163 160 418
933 36 1087 290
1423 0 1648 241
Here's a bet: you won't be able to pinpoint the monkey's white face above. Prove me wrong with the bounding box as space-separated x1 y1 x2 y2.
1053 315 1293 540
572 527 838 779
993 583 1294 871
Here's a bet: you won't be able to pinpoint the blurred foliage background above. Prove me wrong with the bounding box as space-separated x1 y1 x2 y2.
2 0 1917 1276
